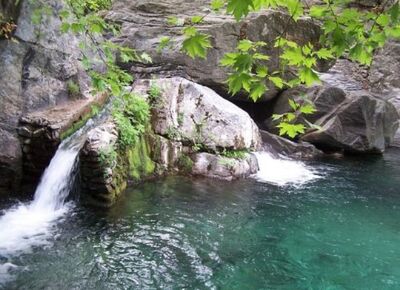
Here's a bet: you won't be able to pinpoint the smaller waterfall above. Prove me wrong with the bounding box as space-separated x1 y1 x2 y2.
0 146 80 256
252 152 321 186
0 106 110 258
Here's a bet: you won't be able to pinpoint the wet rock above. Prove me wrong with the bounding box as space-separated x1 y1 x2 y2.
18 93 108 188
107 0 332 102
191 152 259 181
80 120 157 207
301 92 399 153
134 77 262 151
260 130 322 159
80 120 120 207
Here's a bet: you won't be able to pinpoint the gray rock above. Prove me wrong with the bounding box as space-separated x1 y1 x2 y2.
260 130 322 159
0 0 92 191
107 0 332 102
301 92 399 153
265 85 347 132
134 77 262 151
191 152 259 181
0 129 22 194
368 40 400 146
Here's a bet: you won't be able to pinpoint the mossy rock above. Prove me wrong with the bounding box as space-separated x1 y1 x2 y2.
126 134 156 181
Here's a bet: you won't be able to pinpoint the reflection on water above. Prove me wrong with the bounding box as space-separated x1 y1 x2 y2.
1 149 400 289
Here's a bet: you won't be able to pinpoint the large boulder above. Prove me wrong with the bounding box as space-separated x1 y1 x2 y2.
265 85 347 132
134 77 262 151
301 92 399 153
107 0 332 102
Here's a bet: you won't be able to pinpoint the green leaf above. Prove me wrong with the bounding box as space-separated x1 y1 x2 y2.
140 52 153 63
256 66 269 78
315 48 333 60
226 0 254 21
253 53 270 60
232 54 253 71
250 82 267 101
220 53 237 67
277 123 305 138
237 40 254 52
60 22 70 33
299 68 320 86
167 16 184 26
269 76 284 89
158 36 172 51
191 16 203 24
288 99 299 111
182 32 212 59
211 0 225 12
227 72 252 95
300 103 316 114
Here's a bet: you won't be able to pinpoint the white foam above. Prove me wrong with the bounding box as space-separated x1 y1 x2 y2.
0 263 18 285
0 148 78 256
252 152 321 187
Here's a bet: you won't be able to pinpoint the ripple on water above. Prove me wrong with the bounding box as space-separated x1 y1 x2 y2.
2 150 400 289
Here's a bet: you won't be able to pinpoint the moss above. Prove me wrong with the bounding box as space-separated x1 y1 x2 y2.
177 154 193 173
60 111 95 140
127 135 155 181
219 148 249 160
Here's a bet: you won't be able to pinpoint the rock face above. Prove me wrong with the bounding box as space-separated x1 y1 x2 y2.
0 129 22 194
134 77 262 151
0 0 89 194
80 120 156 207
80 121 123 207
266 85 347 132
18 94 107 188
301 92 399 153
369 40 400 146
107 0 331 101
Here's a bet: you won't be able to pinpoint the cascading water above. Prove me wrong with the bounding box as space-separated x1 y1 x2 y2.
0 107 109 283
252 152 321 186
0 146 79 255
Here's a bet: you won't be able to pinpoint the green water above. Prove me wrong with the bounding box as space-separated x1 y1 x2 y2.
2 150 400 289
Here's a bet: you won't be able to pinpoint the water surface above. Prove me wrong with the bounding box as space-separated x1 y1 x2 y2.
1 150 400 289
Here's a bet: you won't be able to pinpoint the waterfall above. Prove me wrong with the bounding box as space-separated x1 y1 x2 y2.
0 105 110 259
252 152 321 187
0 145 80 257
